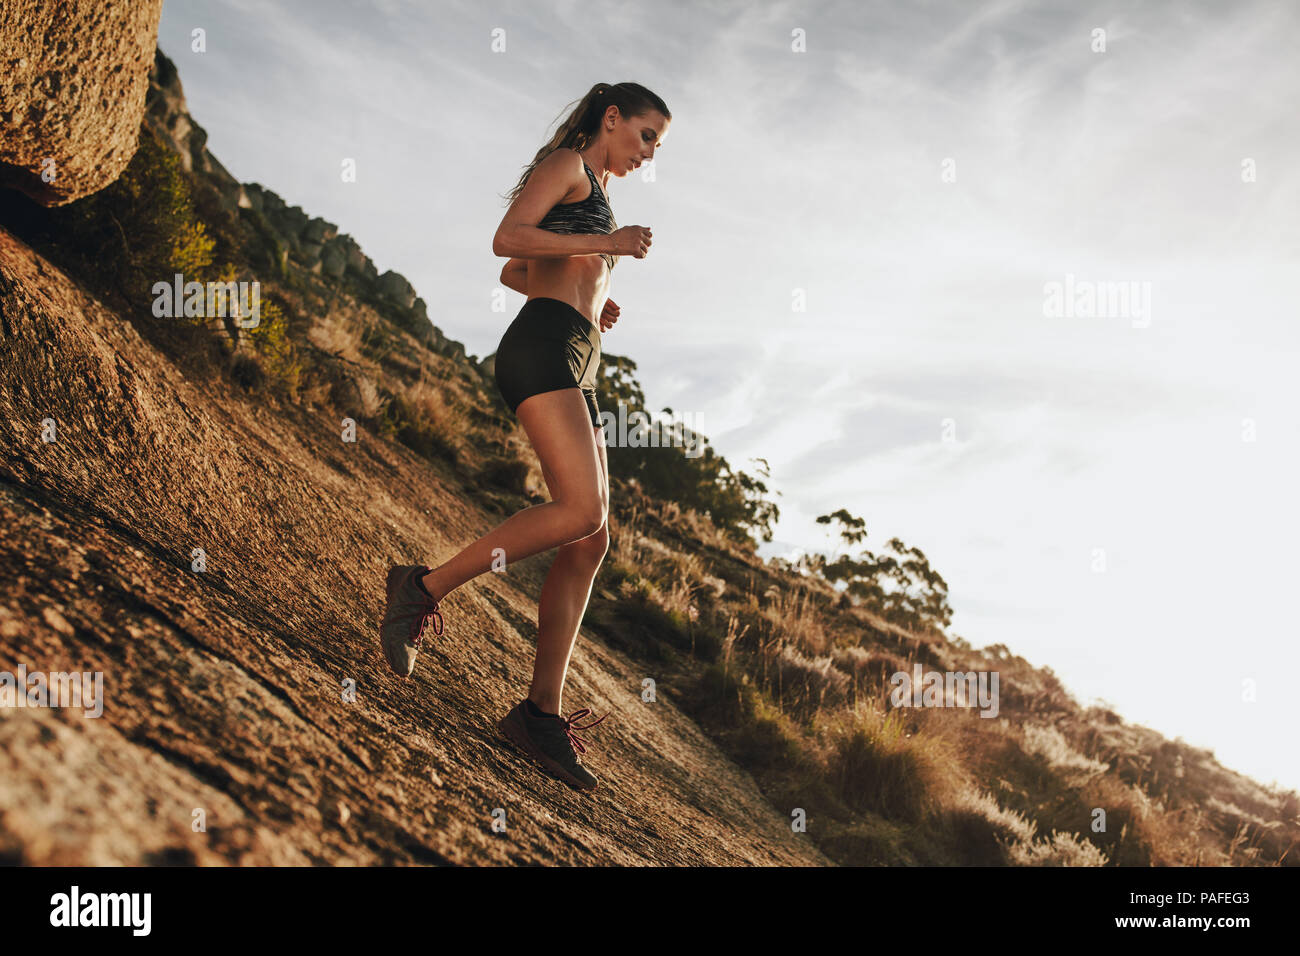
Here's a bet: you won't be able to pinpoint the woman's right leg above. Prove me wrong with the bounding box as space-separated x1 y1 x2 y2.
418 386 606 602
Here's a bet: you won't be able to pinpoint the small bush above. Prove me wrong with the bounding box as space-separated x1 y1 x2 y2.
683 664 797 770
774 644 851 717
824 709 953 824
170 219 216 277
598 559 639 592
734 711 797 769
479 454 531 495
245 298 302 399
1004 827 1111 867
377 387 460 464
818 817 918 866
230 353 265 392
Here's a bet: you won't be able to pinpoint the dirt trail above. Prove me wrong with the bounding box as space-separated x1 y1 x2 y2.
0 228 829 865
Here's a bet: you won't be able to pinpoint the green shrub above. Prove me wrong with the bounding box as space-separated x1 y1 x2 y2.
826 710 943 824
0 121 234 376
377 388 459 464
245 297 301 399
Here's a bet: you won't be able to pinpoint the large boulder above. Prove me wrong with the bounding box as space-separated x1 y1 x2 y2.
296 242 324 272
269 204 310 238
303 217 337 244
376 270 417 309
0 0 165 206
319 240 347 278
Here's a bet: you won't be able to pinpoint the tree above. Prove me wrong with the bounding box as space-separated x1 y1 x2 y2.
808 510 952 633
600 354 781 544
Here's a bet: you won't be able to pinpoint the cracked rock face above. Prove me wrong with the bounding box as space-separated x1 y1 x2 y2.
0 0 164 206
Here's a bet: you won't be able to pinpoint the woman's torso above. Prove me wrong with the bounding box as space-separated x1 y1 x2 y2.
526 149 617 328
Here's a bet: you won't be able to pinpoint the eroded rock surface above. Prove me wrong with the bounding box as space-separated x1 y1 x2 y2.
0 0 165 205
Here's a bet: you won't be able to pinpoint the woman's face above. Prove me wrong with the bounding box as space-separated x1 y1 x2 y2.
605 109 669 177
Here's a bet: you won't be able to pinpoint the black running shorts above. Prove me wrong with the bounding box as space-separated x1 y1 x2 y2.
493 297 603 427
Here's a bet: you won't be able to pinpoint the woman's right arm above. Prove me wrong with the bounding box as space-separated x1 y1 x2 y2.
492 150 649 261
495 223 617 262
492 150 612 261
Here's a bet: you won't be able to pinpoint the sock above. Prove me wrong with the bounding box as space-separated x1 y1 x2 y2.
414 569 435 600
525 698 559 719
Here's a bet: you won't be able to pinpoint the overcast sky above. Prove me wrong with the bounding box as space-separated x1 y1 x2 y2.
158 0 1300 793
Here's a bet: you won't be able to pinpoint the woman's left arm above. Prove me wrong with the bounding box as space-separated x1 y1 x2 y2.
599 296 620 332
500 258 529 294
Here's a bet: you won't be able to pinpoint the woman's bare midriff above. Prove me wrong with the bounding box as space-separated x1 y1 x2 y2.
525 253 609 329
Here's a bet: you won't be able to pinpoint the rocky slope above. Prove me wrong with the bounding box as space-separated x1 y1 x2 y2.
3 28 1294 868
0 38 829 866
0 223 827 865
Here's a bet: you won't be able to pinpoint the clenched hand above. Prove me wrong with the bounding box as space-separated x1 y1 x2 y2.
599 297 621 332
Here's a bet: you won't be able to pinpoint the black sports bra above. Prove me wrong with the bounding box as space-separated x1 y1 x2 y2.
535 149 618 270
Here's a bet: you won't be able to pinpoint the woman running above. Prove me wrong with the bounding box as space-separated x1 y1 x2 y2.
379 82 670 792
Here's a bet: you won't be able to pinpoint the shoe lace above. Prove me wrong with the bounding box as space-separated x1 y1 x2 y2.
559 707 608 756
410 598 443 650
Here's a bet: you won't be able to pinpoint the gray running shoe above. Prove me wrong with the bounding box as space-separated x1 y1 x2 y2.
498 700 608 791
379 564 443 677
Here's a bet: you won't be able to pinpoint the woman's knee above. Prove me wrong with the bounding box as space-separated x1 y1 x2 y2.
574 506 607 540
565 521 609 564
561 496 606 539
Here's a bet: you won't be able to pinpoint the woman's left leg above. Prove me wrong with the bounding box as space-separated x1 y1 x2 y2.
527 420 610 716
